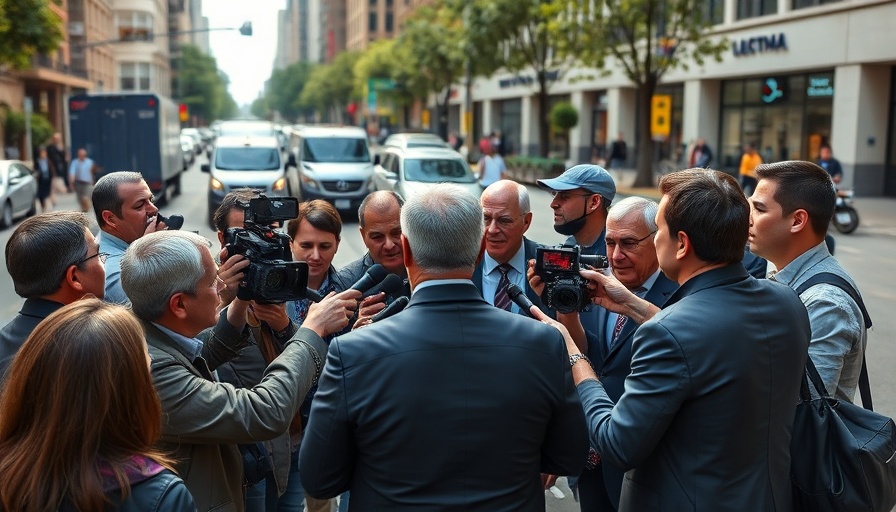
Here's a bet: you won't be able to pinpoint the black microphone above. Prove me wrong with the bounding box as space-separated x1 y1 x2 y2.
350 264 389 293
362 273 403 298
303 288 324 302
371 296 409 323
156 213 184 230
507 284 537 318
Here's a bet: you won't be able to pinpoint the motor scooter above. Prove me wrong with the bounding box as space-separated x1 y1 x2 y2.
832 189 859 234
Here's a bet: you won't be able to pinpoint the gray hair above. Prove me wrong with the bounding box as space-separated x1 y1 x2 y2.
92 171 145 227
608 196 658 232
5 212 90 298
400 184 484 273
515 182 531 214
121 231 211 321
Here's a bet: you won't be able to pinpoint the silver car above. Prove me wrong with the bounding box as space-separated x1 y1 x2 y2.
0 160 37 230
372 147 480 202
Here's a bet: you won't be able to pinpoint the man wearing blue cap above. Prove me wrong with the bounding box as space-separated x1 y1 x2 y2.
537 165 616 257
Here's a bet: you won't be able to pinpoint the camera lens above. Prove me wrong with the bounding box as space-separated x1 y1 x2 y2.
265 270 285 291
551 283 581 314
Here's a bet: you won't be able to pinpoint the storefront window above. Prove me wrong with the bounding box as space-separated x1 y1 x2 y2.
500 99 521 156
737 0 777 20
719 72 834 173
703 0 725 25
793 0 841 9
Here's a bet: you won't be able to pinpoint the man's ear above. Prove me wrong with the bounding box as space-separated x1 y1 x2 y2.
65 264 84 293
590 194 602 213
522 211 533 232
168 292 190 321
101 209 118 227
401 234 413 269
790 209 810 234
676 231 691 260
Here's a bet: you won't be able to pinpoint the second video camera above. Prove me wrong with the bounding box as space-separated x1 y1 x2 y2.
224 195 307 304
535 245 608 314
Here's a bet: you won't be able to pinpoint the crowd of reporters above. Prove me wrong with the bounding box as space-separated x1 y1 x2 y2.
0 157 869 511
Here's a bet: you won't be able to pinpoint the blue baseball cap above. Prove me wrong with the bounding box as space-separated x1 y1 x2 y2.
537 164 616 202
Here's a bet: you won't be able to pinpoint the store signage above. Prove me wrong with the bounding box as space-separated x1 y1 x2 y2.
807 76 834 97
761 77 786 104
732 33 787 57
498 71 559 89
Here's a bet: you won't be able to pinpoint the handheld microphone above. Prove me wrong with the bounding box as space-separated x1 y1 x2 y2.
371 296 409 322
303 288 324 302
350 264 388 293
156 213 184 230
362 273 403 298
507 284 537 318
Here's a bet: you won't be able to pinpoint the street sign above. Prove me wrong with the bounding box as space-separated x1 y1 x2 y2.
651 95 672 139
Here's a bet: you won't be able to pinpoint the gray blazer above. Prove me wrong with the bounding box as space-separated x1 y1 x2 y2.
578 264 810 511
300 282 588 511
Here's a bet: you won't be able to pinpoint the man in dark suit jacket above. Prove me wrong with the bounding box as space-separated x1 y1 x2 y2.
536 196 677 511
472 180 551 315
546 169 810 511
0 212 106 381
300 183 588 510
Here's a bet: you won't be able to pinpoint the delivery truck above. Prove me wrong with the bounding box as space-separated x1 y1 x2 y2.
68 93 183 203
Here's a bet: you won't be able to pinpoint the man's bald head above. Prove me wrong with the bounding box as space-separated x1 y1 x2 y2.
358 191 404 229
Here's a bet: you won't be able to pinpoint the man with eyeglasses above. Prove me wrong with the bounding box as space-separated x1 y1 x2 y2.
0 212 107 381
473 180 552 316
530 196 678 512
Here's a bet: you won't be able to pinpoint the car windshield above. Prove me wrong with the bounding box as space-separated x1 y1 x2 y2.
303 138 370 163
404 159 475 183
215 147 280 171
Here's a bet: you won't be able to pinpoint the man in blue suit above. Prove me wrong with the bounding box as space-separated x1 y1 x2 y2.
300 183 588 510
473 180 551 315
536 196 678 511
549 169 810 511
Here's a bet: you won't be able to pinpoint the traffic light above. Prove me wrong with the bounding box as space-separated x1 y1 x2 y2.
239 22 253 37
179 103 189 123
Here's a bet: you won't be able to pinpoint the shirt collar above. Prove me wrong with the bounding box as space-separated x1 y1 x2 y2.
152 322 204 361
638 269 662 295
768 240 830 286
98 231 129 250
483 243 527 276
413 278 473 295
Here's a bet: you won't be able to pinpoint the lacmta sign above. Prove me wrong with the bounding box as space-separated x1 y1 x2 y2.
732 33 787 56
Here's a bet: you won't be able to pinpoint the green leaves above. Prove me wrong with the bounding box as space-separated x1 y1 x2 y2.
176 44 237 122
0 0 63 69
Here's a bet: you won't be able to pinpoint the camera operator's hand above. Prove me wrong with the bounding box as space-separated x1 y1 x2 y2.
250 302 290 333
226 297 252 331
531 305 598 385
144 215 167 235
216 251 250 306
580 268 660 325
526 259 545 296
351 293 388 330
303 289 362 338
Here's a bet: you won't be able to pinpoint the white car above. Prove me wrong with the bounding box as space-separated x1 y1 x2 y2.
0 160 37 230
372 147 480 202
381 133 451 150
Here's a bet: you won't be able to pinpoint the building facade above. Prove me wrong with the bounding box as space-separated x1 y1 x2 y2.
345 0 395 51
451 0 896 196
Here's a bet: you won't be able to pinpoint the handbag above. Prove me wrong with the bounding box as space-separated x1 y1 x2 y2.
790 357 896 512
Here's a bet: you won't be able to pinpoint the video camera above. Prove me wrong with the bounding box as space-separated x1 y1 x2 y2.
534 245 608 314
224 194 308 304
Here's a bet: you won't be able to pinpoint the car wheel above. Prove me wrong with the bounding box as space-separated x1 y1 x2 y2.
26 199 37 217
0 202 12 230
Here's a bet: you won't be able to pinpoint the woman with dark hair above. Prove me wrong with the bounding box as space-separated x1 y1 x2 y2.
0 299 195 511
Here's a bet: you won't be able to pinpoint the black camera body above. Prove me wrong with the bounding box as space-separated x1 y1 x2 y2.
224 195 307 304
535 245 608 314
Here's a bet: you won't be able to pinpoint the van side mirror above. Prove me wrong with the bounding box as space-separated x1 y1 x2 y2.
287 154 297 168
201 164 210 173
373 154 381 165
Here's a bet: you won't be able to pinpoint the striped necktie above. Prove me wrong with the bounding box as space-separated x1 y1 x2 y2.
494 263 513 311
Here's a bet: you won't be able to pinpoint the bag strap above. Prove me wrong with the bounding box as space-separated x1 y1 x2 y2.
794 271 873 410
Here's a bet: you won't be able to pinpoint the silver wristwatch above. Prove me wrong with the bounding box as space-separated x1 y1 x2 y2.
569 353 591 368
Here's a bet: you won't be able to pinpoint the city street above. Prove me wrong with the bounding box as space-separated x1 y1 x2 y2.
1 159 894 511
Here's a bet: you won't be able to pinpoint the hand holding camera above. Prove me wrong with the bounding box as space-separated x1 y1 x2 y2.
534 245 608 314
302 289 363 338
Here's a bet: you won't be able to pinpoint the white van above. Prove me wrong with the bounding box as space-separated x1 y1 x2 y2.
290 125 374 214
202 134 298 225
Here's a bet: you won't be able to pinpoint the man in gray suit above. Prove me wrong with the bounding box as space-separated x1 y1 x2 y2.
546 169 810 511
300 183 588 510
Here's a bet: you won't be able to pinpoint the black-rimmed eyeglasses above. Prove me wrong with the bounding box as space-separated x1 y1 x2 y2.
77 252 109 265
606 231 657 253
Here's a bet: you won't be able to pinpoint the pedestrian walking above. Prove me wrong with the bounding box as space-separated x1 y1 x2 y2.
68 148 97 213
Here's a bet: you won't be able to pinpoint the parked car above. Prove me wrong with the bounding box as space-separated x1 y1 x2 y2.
202 135 298 226
0 160 37 229
290 125 375 214
179 135 196 170
381 133 451 150
372 147 480 203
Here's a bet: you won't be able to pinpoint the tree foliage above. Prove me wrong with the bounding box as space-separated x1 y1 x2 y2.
396 4 467 139
551 102 578 131
299 51 359 122
0 0 63 69
550 0 727 185
3 111 52 151
176 44 237 123
265 61 315 122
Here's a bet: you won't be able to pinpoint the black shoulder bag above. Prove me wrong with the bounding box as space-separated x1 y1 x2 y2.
790 273 896 512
